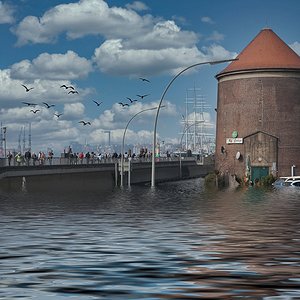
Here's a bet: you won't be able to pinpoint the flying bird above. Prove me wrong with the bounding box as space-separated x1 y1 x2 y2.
54 113 63 118
119 102 130 107
22 101 37 107
78 120 91 125
30 109 40 114
137 94 150 99
60 84 75 90
43 102 55 108
93 100 102 106
139 77 150 83
68 90 79 94
21 84 34 92
126 97 137 103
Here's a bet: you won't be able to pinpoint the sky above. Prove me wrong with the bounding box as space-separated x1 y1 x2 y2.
0 0 299 154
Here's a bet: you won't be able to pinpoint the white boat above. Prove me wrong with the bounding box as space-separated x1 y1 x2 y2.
273 176 300 187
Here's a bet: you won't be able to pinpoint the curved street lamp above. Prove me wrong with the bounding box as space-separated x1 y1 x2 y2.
151 58 238 188
120 105 165 187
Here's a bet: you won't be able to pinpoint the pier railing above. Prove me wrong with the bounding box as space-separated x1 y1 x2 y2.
0 155 200 168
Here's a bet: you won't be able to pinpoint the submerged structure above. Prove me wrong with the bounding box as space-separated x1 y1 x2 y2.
215 28 300 181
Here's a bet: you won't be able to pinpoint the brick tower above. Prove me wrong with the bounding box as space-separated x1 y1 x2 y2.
215 28 300 181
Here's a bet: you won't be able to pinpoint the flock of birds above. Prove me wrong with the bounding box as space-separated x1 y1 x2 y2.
20 77 151 126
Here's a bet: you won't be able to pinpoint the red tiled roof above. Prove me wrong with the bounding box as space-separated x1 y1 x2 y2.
218 28 300 75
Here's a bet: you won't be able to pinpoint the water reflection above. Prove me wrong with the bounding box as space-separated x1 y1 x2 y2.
0 179 300 299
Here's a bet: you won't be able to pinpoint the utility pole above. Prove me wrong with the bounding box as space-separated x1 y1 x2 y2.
28 123 32 151
23 125 26 153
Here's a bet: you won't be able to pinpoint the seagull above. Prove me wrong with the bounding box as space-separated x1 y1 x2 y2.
60 84 75 90
54 113 63 118
137 94 149 99
30 109 40 114
22 101 37 107
78 120 91 125
68 90 79 94
93 100 102 106
126 97 137 103
139 77 150 83
43 102 55 108
21 84 34 92
119 102 130 107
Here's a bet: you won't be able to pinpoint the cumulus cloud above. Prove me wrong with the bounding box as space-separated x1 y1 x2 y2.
92 100 176 130
10 51 93 80
94 39 236 76
12 0 150 45
0 50 94 107
11 0 236 77
89 128 155 145
64 102 85 119
123 20 198 50
0 1 15 24
290 41 300 55
201 44 238 61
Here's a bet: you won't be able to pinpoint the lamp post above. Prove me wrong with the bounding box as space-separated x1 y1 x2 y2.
151 58 238 188
120 106 164 187
2 126 7 160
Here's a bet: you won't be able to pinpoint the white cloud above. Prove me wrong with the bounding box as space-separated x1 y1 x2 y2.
290 41 300 55
201 44 238 61
124 20 198 50
10 51 93 80
87 100 176 145
94 39 236 76
11 0 236 77
206 30 225 42
89 128 155 145
0 1 15 24
92 100 175 129
0 67 91 106
64 102 85 119
125 1 149 11
12 0 150 45
201 16 214 24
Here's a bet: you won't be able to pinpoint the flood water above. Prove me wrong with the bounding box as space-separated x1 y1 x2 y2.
0 178 300 299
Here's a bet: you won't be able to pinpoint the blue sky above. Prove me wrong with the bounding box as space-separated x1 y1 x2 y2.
0 0 299 154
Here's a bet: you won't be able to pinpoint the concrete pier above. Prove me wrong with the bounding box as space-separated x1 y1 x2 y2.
0 159 214 192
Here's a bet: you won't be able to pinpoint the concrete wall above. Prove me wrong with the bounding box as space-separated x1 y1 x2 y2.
0 160 214 193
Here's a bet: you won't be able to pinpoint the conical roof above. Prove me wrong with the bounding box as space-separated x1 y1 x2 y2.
218 28 300 76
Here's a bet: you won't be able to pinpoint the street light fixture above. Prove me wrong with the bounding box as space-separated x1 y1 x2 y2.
120 106 165 187
151 58 238 188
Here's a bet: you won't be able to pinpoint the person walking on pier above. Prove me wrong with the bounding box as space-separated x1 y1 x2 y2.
48 149 54 165
32 152 37 166
7 151 13 166
85 151 90 164
24 149 31 166
15 152 23 166
79 151 84 164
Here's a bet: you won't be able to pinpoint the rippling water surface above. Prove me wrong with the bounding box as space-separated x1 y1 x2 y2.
0 179 300 299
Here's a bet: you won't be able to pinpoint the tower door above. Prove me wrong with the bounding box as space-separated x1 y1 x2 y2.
251 166 269 181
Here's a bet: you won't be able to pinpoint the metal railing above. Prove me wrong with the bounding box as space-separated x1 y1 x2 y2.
0 155 198 168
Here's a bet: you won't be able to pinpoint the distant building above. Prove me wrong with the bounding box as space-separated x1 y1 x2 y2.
215 28 300 181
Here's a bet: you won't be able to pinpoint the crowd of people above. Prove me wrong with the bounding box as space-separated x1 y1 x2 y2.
7 149 54 166
4 146 165 167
